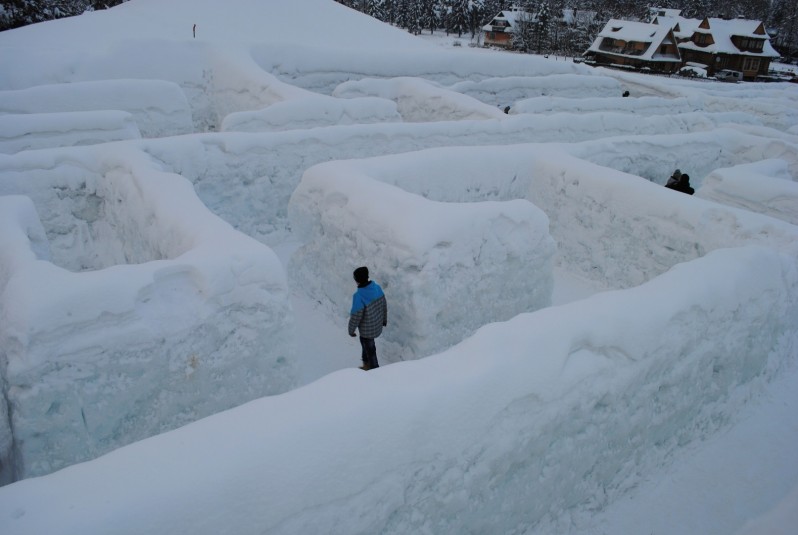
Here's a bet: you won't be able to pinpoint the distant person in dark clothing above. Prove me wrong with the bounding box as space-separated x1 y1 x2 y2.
348 266 388 371
665 172 695 195
666 168 681 187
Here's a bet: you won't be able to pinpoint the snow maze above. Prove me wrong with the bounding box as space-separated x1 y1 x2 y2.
1 38 798 532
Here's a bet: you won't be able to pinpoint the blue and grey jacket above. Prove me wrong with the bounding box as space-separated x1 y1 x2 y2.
348 281 387 339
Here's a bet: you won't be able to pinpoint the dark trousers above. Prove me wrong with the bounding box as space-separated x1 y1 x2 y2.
360 337 379 369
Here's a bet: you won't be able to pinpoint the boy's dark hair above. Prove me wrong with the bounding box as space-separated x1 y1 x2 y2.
353 266 369 284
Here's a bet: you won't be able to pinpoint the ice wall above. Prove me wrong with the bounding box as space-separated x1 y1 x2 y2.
292 144 798 292
0 246 795 535
566 129 798 188
221 95 401 132
449 73 623 105
256 44 591 93
139 120 789 245
0 147 296 481
333 77 505 122
0 80 193 138
0 111 140 154
289 164 556 359
697 159 798 225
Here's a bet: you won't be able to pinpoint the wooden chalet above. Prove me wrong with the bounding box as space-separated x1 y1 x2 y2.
677 18 780 79
482 8 534 49
584 19 682 73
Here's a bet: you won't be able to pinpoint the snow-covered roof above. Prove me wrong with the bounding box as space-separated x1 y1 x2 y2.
482 9 535 32
679 17 780 58
588 19 681 62
652 15 701 39
649 7 682 20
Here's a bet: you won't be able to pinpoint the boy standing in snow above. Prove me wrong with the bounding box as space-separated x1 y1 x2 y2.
348 266 388 371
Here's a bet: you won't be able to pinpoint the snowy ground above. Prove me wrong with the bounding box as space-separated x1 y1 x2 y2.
0 1 797 534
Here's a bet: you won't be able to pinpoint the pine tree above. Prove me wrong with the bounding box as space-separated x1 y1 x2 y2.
770 0 798 61
407 0 423 34
395 0 411 29
536 1 551 53
420 0 440 33
466 0 483 38
511 9 536 52
448 0 469 36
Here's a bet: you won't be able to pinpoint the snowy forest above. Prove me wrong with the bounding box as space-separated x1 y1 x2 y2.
334 0 797 59
0 0 127 30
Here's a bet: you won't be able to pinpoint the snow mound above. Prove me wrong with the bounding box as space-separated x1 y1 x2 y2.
333 77 505 122
0 80 193 138
0 111 140 153
697 159 798 225
0 146 296 480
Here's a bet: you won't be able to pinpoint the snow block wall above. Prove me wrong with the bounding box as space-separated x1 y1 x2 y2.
288 162 556 359
1 246 794 535
0 111 141 154
333 77 505 122
697 159 798 225
142 119 787 246
0 148 296 481
449 73 623 105
287 141 798 360
0 80 193 138
566 129 798 189
221 95 401 132
259 247 798 535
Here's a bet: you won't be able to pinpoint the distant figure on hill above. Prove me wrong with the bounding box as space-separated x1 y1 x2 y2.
348 266 388 371
666 168 681 187
665 172 695 195
504 105 511 114
193 24 196 38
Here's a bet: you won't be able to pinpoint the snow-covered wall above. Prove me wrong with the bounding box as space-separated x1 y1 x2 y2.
0 146 297 481
566 129 798 188
0 111 141 154
697 159 798 225
221 95 401 132
290 144 798 304
0 245 795 535
141 122 796 245
289 163 556 359
0 80 193 138
449 73 623 106
256 44 593 94
333 77 505 122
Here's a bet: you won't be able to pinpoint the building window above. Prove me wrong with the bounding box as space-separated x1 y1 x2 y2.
742 57 760 71
737 38 764 52
695 33 709 45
